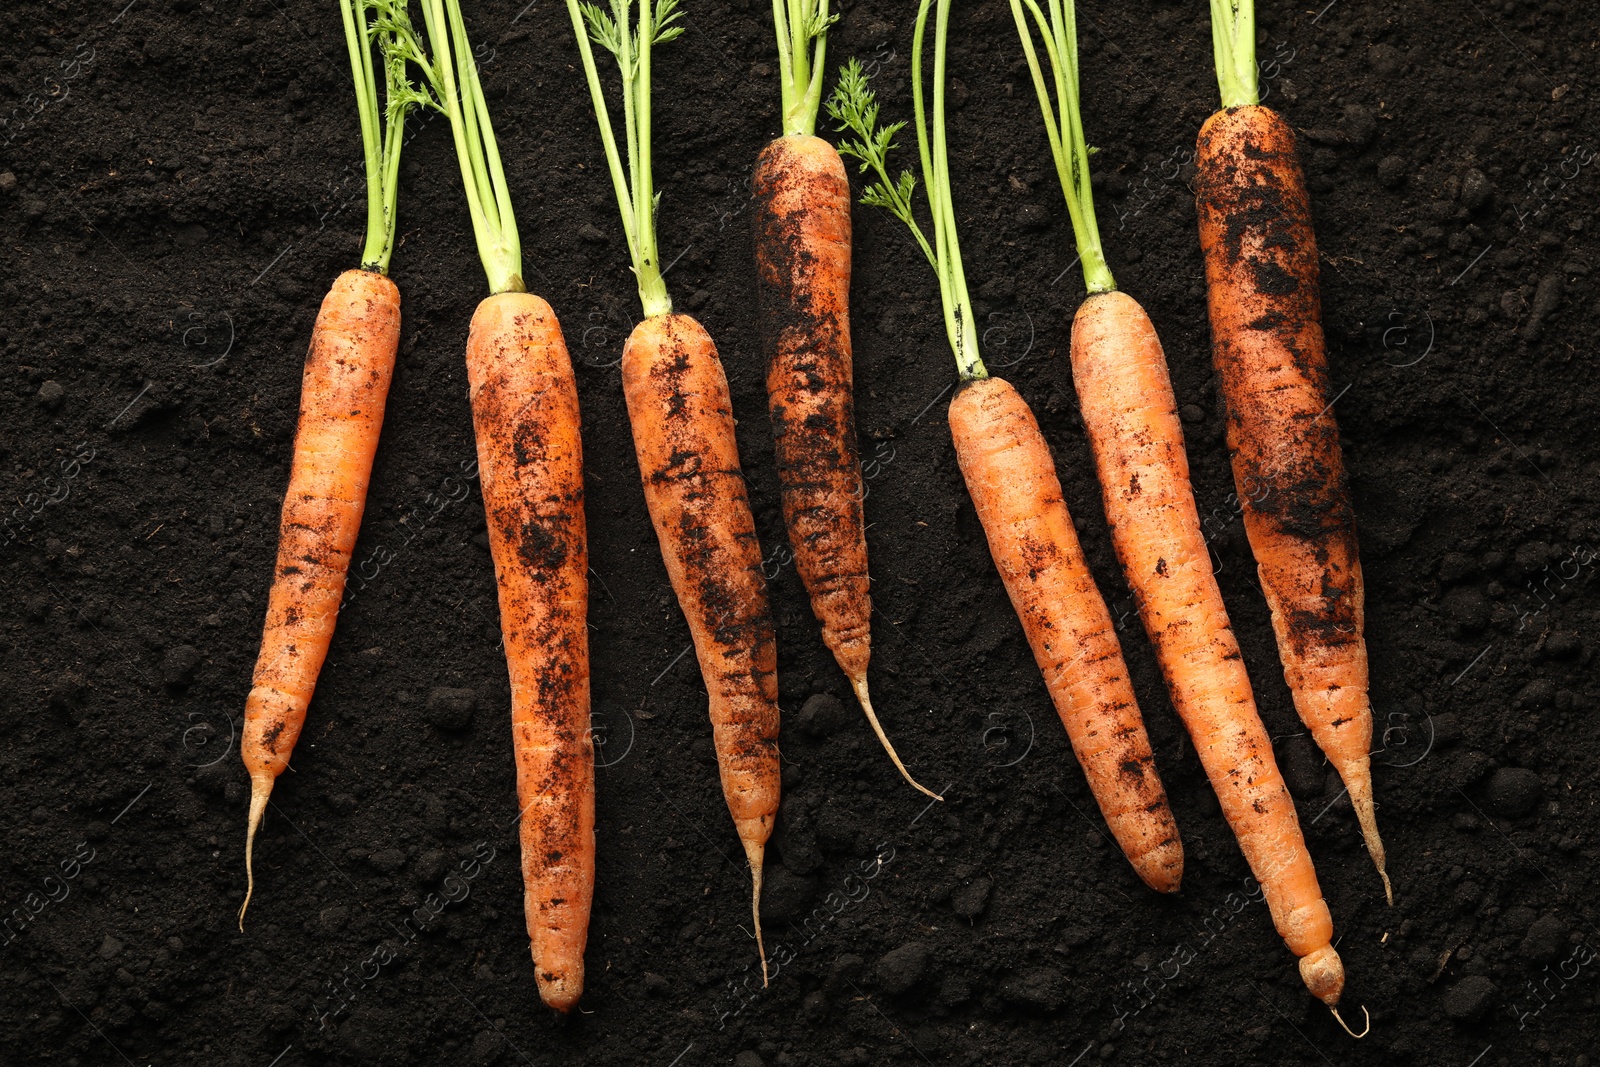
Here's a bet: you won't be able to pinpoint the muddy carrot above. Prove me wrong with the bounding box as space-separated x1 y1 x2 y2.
240 0 427 930
754 3 934 798
828 3 1183 894
1199 0 1390 918
419 0 593 1011
568 0 781 983
1010 0 1357 1020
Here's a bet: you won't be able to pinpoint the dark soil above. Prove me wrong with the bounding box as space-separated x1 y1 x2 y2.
2 1 1596 1065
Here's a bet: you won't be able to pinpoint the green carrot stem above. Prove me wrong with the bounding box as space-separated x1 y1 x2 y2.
568 0 684 318
773 0 835 137
1009 0 1114 294
1208 0 1258 108
339 0 431 274
420 0 524 294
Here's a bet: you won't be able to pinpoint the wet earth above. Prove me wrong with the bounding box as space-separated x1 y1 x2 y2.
0 0 1596 1064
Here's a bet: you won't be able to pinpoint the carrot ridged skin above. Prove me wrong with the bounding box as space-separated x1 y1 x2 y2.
241 268 399 922
1196 105 1388 903
466 293 594 1013
751 136 935 797
621 312 780 950
1070 290 1343 1004
752 135 868 680
949 377 1183 894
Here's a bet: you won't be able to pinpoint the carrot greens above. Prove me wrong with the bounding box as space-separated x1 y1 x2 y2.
773 0 836 137
826 0 985 383
415 0 525 294
567 0 685 318
339 0 434 273
1208 0 1258 108
1008 0 1113 294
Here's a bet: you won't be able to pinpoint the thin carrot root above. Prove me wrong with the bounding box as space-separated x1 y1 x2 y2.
1331 1004 1370 1039
849 676 941 802
239 773 273 930
746 841 768 987
1348 774 1393 905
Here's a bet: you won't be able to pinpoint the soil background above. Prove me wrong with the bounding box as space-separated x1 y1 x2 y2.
1 0 1597 1064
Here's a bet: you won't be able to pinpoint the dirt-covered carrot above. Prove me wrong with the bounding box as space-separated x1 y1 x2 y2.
1011 0 1357 1019
240 0 428 931
828 6 1182 894
567 0 781 983
417 0 593 1012
754 3 934 798
1199 0 1389 917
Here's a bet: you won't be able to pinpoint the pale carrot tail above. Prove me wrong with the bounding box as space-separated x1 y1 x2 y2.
239 772 273 930
849 676 941 802
744 837 768 987
1346 771 1392 904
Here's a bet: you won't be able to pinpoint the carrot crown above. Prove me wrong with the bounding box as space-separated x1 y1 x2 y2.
1208 0 1258 108
827 0 987 383
418 0 524 295
568 0 685 319
339 0 434 274
772 0 836 137
1010 0 1113 294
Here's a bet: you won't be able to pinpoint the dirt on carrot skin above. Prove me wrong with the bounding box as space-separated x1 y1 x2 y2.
0 0 1596 1064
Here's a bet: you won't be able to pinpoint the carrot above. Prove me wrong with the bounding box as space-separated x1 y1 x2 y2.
828 4 1183 894
1200 0 1390 912
568 0 781 983
1074 291 1344 999
466 295 592 1013
419 0 594 1011
951 379 1183 891
754 2 936 798
621 312 782 919
240 0 429 930
1010 0 1355 1021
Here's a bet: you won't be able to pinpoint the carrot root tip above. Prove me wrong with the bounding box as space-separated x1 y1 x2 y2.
850 676 942 802
751 860 769 987
1331 1004 1370 1039
239 773 273 932
1350 787 1393 905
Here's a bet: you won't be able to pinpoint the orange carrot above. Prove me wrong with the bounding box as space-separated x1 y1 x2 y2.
420 0 595 1011
241 268 400 926
466 294 593 1013
238 0 429 929
1200 0 1389 913
1012 0 1356 1021
622 313 781 972
753 132 936 799
951 378 1183 892
830 8 1183 893
568 0 781 982
756 2 934 799
1073 292 1341 1003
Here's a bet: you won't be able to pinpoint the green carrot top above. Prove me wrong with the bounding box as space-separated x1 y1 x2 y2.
1208 0 1259 108
772 0 837 137
417 0 525 295
1009 0 1113 294
827 0 986 383
567 0 686 319
339 0 435 274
